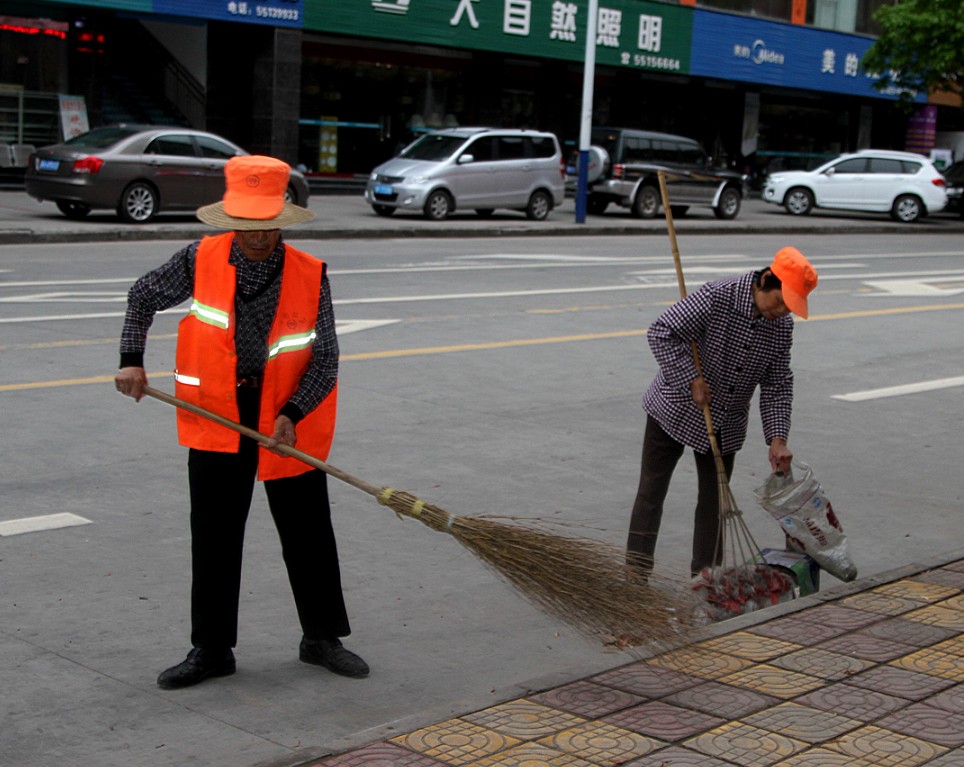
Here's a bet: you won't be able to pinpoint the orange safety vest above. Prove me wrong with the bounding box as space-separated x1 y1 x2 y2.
173 232 337 481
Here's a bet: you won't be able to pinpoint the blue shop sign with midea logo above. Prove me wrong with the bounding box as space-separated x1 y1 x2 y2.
690 10 923 101
154 0 302 27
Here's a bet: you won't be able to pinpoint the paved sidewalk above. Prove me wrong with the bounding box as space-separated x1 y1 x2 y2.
307 553 964 767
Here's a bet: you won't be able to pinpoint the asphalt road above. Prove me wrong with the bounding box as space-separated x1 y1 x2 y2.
1 228 963 766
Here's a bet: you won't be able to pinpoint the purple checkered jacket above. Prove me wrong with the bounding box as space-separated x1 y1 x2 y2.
643 271 794 455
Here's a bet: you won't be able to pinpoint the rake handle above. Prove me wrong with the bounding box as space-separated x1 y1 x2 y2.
657 172 722 463
142 385 382 499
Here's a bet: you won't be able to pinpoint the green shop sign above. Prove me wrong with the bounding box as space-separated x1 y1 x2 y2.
307 0 692 74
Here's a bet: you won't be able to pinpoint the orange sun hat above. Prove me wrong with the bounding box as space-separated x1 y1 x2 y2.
196 155 314 230
770 246 818 319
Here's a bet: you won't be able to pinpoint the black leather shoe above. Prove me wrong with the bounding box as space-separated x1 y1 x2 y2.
299 637 369 678
157 647 236 689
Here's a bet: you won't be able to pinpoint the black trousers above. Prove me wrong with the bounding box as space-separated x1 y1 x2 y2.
187 387 350 650
627 415 735 576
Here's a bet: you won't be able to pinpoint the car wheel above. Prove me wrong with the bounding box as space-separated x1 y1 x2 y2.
713 188 741 220
372 204 395 217
632 185 660 219
118 182 159 223
284 184 298 204
526 190 553 221
587 196 609 215
475 209 494 218
784 187 814 216
891 194 923 223
55 201 91 220
423 189 453 220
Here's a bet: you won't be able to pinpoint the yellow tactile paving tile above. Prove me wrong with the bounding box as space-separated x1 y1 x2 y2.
890 647 964 681
536 720 665 766
645 645 753 679
840 590 925 615
742 701 861 743
389 719 521 766
684 722 807 766
823 725 948 766
471 742 597 767
870 580 960 603
939 593 964 611
930 635 964 657
719 664 826 699
769 647 874 680
903 604 964 631
460 699 587 739
774 747 876 766
695 632 802 662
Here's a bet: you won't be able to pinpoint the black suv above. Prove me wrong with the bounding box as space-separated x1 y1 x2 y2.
580 128 746 219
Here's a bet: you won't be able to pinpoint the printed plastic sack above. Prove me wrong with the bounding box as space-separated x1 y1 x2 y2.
754 461 857 582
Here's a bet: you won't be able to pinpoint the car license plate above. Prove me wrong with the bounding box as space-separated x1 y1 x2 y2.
37 158 60 172
374 183 393 195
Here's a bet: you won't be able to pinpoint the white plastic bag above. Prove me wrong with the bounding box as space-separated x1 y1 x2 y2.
754 461 857 582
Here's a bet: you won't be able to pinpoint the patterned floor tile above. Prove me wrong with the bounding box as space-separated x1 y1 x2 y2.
591 662 705 698
746 616 847 645
622 745 741 766
530 679 645 718
769 647 873 680
772 747 876 766
800 604 882 631
695 632 802 662
823 725 948 766
876 702 964 747
911 569 964 590
931 635 964 657
846 664 957 700
461 699 587 740
310 742 449 766
684 722 807 767
926 683 964 714
862 615 958 647
796 682 908 720
537 721 665 766
646 646 752 680
940 593 964 610
719 664 825 699
871 580 959 603
904 604 964 631
742 701 861 743
390 719 522 766
819 631 915 662
923 750 964 767
891 647 964 681
840 590 925 616
604 700 727 741
664 681 779 719
470 742 596 767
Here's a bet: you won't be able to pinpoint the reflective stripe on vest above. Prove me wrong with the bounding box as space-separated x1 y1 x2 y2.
268 330 317 359
188 299 230 329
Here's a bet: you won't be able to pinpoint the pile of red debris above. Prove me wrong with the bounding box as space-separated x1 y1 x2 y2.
692 563 795 622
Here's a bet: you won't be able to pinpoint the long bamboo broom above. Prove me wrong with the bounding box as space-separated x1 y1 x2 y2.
656 173 794 620
142 385 702 649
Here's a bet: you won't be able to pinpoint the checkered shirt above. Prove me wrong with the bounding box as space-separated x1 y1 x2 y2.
643 271 794 455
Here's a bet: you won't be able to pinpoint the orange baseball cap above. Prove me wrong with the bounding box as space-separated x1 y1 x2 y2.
770 246 818 319
196 155 314 230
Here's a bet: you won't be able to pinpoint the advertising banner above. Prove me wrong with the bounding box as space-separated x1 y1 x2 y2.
689 9 924 102
309 0 691 74
154 0 303 27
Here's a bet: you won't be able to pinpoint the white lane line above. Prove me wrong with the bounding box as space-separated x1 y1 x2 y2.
833 376 964 402
0 512 92 536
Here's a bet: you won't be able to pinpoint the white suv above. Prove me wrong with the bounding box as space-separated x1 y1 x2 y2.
762 149 947 223
365 128 565 221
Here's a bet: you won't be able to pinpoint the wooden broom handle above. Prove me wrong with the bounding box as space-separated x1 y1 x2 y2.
657 172 722 460
142 385 383 499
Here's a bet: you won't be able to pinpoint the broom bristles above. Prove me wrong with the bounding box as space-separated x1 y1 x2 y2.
378 487 704 651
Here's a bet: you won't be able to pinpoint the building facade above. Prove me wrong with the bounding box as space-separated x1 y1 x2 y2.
1 0 960 181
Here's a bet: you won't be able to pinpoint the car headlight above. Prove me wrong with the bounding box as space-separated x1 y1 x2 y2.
766 175 784 185
370 171 378 180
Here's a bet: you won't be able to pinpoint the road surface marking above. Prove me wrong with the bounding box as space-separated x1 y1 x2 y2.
833 376 964 402
0 513 92 537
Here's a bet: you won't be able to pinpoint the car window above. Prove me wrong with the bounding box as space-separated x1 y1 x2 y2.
623 136 652 163
868 158 904 174
652 140 678 163
900 160 923 174
65 127 143 148
462 137 497 161
145 135 197 157
496 136 526 161
400 134 467 161
678 143 705 166
529 136 556 159
196 135 239 159
830 158 867 174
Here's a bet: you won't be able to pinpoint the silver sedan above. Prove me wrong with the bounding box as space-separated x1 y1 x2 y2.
25 125 310 223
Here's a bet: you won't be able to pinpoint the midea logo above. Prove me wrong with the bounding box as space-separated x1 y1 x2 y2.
751 39 785 65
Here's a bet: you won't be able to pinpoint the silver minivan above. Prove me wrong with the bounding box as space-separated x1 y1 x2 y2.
365 128 566 220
